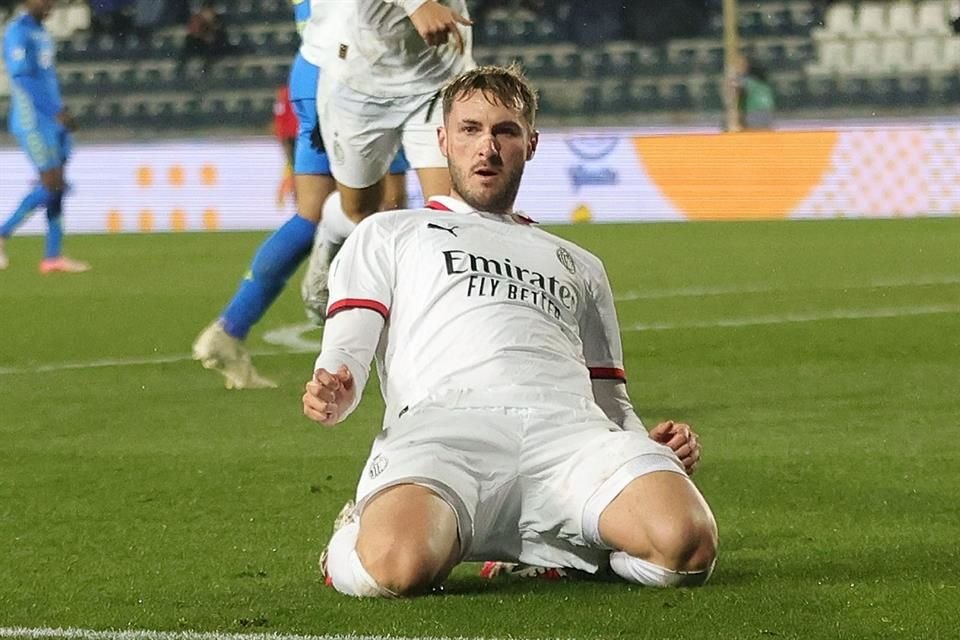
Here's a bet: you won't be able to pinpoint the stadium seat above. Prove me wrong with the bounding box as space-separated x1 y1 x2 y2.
808 39 849 74
603 81 635 113
739 9 765 37
879 38 911 73
65 3 91 34
768 8 797 35
849 39 881 74
857 3 888 37
557 51 584 78
806 76 840 107
580 84 603 113
527 52 559 78
911 36 946 70
702 46 724 72
840 77 873 105
945 36 960 66
663 82 693 110
887 2 917 35
820 3 856 38
634 83 664 111
939 75 960 103
901 75 932 105
697 80 724 111
916 0 951 35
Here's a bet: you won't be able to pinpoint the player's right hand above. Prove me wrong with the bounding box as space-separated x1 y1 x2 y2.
409 1 473 54
303 365 356 426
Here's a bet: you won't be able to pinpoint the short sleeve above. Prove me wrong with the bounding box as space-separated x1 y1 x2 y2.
326 214 397 320
578 254 626 382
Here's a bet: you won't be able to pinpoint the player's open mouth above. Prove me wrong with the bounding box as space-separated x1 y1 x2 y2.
474 168 498 177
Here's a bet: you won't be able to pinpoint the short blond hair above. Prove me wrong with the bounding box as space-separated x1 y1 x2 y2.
441 63 538 130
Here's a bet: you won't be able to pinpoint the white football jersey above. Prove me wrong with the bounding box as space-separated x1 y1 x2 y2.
329 0 474 98
325 196 627 420
299 0 349 68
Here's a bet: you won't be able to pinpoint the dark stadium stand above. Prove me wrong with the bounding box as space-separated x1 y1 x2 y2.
1 0 958 133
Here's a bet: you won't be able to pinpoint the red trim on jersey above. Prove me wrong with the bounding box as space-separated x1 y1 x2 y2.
425 198 538 224
327 298 389 320
589 367 626 381
425 200 453 212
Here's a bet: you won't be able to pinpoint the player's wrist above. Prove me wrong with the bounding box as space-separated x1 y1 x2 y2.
400 0 432 17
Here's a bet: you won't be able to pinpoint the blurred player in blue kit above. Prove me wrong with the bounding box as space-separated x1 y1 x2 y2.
192 0 409 389
0 0 90 273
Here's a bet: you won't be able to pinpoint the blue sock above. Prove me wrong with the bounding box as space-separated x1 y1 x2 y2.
221 214 317 339
0 185 51 238
44 191 64 259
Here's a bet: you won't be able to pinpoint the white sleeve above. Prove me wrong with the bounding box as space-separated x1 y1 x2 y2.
578 254 627 384
325 215 396 319
592 379 646 433
313 215 396 422
314 308 385 421
384 0 431 17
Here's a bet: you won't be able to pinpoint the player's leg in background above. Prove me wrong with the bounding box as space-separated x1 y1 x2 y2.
1 126 88 273
597 471 718 587
324 484 460 597
401 99 451 200
193 55 333 389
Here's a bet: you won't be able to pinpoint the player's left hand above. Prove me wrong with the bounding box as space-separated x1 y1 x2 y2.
649 420 701 476
409 1 473 53
302 365 356 427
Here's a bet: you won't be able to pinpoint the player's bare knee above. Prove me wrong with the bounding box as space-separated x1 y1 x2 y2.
358 541 445 596
644 512 718 573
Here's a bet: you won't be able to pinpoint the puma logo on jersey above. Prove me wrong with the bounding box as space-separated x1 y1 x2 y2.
427 222 459 237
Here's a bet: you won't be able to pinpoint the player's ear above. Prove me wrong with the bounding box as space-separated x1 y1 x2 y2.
526 129 539 161
437 125 449 159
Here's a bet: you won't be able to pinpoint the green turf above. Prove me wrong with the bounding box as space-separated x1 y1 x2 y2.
1 217 958 639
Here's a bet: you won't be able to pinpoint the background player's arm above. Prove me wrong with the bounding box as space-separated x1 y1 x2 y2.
389 0 472 52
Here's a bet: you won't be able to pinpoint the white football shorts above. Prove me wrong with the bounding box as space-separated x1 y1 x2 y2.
352 388 686 573
318 81 445 189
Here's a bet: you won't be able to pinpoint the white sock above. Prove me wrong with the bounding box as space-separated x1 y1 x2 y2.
325 520 396 598
609 551 714 588
321 191 357 248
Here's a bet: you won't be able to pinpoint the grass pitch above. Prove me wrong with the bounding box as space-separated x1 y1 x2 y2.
1 217 958 639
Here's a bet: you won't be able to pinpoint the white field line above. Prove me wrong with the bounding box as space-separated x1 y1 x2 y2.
625 304 960 331
0 276 957 377
0 348 310 377
616 274 960 302
0 628 504 640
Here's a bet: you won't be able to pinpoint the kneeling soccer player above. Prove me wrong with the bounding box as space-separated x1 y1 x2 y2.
302 65 717 597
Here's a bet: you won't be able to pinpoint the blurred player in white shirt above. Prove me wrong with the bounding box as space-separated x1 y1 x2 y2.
301 0 474 323
192 0 408 388
301 65 718 597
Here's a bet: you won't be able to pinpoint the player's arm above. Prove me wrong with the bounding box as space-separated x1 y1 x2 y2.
305 308 384 426
580 256 702 474
388 0 472 53
302 217 396 426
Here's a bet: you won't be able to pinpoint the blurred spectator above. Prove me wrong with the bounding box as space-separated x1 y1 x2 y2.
272 84 298 208
89 0 135 40
176 0 230 74
733 54 775 130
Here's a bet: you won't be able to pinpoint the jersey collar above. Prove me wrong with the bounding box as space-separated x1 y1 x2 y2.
425 196 537 225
